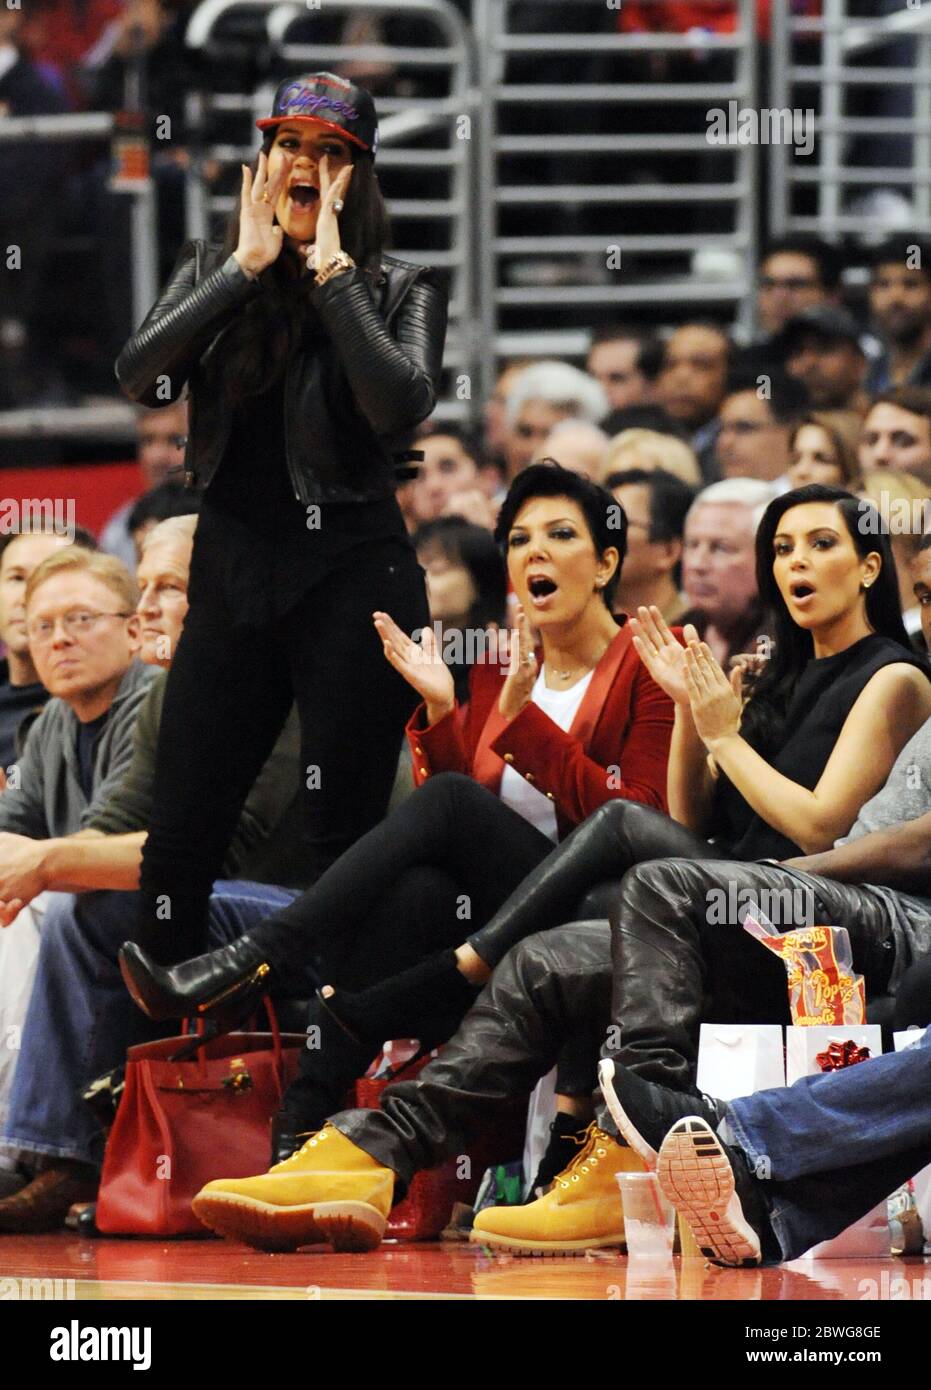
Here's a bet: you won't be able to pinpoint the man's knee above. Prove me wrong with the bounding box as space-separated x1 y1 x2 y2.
500 922 611 996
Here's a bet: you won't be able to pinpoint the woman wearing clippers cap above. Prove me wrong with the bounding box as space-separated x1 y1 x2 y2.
116 72 448 963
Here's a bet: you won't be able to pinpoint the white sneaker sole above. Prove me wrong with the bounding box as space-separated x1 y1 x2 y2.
192 1192 386 1253
597 1058 657 1170
657 1117 761 1267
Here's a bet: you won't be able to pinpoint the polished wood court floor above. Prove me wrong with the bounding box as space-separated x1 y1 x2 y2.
1 1233 928 1300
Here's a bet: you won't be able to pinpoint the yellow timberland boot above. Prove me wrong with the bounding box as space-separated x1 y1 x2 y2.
470 1124 646 1256
192 1124 395 1253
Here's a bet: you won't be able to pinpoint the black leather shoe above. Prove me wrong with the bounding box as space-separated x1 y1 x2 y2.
118 936 273 1024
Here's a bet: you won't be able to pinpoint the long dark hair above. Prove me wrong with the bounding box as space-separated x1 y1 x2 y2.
213 127 391 405
739 483 910 757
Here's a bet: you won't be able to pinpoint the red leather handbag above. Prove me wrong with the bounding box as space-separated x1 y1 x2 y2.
96 1009 303 1237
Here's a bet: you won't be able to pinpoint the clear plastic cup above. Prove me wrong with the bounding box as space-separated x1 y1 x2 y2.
616 1171 676 1260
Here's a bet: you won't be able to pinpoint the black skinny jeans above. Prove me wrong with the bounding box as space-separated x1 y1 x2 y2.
247 772 555 979
136 534 429 965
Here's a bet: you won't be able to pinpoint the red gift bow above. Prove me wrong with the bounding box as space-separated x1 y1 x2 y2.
815 1039 871 1072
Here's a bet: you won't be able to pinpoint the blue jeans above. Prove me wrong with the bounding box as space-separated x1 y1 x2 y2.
727 1027 931 1260
1 882 300 1169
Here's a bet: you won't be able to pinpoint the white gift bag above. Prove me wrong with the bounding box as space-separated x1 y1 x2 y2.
785 1024 883 1086
696 1024 786 1102
893 1027 931 1242
788 1025 887 1258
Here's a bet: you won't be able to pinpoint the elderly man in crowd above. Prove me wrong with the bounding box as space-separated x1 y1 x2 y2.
678 478 773 668
501 361 608 482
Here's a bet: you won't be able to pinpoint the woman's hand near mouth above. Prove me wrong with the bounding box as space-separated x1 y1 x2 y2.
234 150 293 277
498 604 538 722
301 154 354 272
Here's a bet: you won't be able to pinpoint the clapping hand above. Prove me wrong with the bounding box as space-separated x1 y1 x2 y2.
373 611 455 724
629 605 698 708
683 640 743 748
498 604 538 722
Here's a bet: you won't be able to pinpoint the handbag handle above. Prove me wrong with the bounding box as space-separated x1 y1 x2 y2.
175 996 285 1080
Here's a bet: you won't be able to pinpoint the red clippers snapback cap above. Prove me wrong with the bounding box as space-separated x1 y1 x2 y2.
256 71 379 157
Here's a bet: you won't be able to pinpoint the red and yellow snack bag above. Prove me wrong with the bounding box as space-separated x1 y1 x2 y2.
741 911 866 1026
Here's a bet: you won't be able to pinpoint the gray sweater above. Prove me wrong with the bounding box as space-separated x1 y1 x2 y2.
0 660 159 838
836 714 931 984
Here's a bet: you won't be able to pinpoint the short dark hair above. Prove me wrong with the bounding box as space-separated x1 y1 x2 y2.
493 460 626 611
868 385 931 433
917 528 931 555
0 522 97 564
589 323 664 382
723 366 811 425
603 467 695 544
128 481 200 535
413 517 507 629
601 404 691 441
417 424 486 470
761 235 844 292
869 235 931 279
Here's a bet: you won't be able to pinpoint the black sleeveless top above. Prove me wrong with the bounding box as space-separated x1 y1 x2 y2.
711 633 931 862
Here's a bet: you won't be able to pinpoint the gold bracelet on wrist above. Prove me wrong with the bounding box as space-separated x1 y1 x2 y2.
315 252 356 287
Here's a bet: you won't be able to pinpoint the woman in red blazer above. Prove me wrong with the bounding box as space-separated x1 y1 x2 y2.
120 463 675 1153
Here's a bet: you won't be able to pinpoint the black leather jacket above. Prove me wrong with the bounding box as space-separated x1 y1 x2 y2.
115 241 449 505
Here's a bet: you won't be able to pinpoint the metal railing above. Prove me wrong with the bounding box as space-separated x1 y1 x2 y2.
771 0 931 239
471 0 760 401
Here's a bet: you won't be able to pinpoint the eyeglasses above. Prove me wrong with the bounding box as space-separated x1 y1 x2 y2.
27 609 132 644
718 420 772 436
759 277 820 292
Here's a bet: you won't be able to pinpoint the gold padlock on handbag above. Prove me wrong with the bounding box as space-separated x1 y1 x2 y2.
222 1057 253 1093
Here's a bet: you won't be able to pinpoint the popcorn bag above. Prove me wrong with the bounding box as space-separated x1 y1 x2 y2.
741 911 866 1026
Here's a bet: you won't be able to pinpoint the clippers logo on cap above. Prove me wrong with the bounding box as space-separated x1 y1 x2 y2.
277 82 360 125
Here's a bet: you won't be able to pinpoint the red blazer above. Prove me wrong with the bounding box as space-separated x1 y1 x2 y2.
405 623 674 840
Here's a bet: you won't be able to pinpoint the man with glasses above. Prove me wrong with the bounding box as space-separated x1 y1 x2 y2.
756 237 843 340
0 547 157 1197
715 370 809 486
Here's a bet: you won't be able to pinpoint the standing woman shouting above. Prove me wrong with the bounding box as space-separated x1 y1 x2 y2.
115 73 448 964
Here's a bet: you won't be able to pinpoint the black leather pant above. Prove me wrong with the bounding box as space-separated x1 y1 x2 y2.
608 858 899 1089
467 798 724 969
330 862 901 1185
331 922 612 1187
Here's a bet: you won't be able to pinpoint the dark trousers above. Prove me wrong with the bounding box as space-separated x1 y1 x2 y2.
332 922 612 1189
330 861 904 1186
246 773 554 979
246 773 615 1119
609 858 899 1088
137 537 428 964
